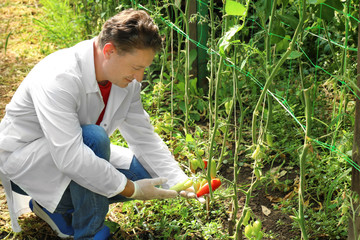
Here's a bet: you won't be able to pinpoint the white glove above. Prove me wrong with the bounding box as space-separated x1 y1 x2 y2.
180 187 206 204
130 177 178 200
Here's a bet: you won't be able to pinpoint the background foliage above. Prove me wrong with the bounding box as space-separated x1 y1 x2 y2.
2 0 360 239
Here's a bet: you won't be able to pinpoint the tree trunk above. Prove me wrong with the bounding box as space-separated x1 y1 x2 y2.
348 6 360 240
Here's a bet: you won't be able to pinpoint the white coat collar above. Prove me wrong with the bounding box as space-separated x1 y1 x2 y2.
74 38 99 94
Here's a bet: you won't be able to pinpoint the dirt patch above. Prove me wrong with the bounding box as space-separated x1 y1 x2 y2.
220 161 301 239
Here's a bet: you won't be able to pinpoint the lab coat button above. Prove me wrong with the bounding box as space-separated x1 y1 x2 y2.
103 123 107 127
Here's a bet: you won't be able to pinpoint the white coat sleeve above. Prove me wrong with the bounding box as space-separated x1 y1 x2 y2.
118 85 188 188
30 73 127 197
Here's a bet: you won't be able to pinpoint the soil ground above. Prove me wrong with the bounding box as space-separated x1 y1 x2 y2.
0 1 334 239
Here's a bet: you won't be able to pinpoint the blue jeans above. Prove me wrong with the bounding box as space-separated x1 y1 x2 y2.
50 125 151 239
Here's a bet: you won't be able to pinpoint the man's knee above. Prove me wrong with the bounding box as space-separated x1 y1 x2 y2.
81 125 110 161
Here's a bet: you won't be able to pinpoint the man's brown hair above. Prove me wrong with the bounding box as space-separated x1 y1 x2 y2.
98 9 162 53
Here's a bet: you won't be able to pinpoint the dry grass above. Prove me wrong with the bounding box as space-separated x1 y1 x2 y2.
0 0 48 119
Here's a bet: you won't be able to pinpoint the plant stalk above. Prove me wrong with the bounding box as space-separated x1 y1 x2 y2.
207 58 223 198
264 0 275 142
209 0 215 130
184 0 190 135
234 179 258 239
298 88 311 240
331 0 350 153
227 48 239 235
251 0 306 145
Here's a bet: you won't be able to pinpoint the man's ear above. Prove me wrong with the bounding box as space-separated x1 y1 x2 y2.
103 42 116 59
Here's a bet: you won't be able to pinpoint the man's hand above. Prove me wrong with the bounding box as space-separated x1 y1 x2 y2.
130 177 178 200
180 187 206 204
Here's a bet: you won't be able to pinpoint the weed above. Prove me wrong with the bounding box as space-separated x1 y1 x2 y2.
4 31 11 56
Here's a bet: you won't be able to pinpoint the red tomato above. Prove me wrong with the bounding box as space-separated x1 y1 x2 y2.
196 178 221 197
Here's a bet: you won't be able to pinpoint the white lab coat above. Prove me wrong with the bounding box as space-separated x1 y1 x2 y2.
0 39 188 232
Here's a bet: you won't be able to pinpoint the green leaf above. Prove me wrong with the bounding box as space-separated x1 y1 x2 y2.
174 145 183 155
275 35 290 52
270 23 286 45
190 112 201 121
308 0 326 4
175 82 185 94
315 0 343 22
278 14 299 29
287 51 303 59
179 101 186 114
189 49 197 70
104 220 120 233
196 100 205 112
225 0 246 16
186 134 195 142
219 24 242 56
225 99 233 115
190 78 199 94
162 72 170 80
240 58 248 70
255 0 272 20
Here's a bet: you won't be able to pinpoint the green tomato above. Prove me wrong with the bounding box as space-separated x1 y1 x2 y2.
169 179 193 192
190 159 199 172
252 220 262 235
242 210 251 226
244 224 253 239
197 149 205 156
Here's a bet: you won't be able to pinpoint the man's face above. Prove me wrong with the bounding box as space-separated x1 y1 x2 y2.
103 46 155 88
